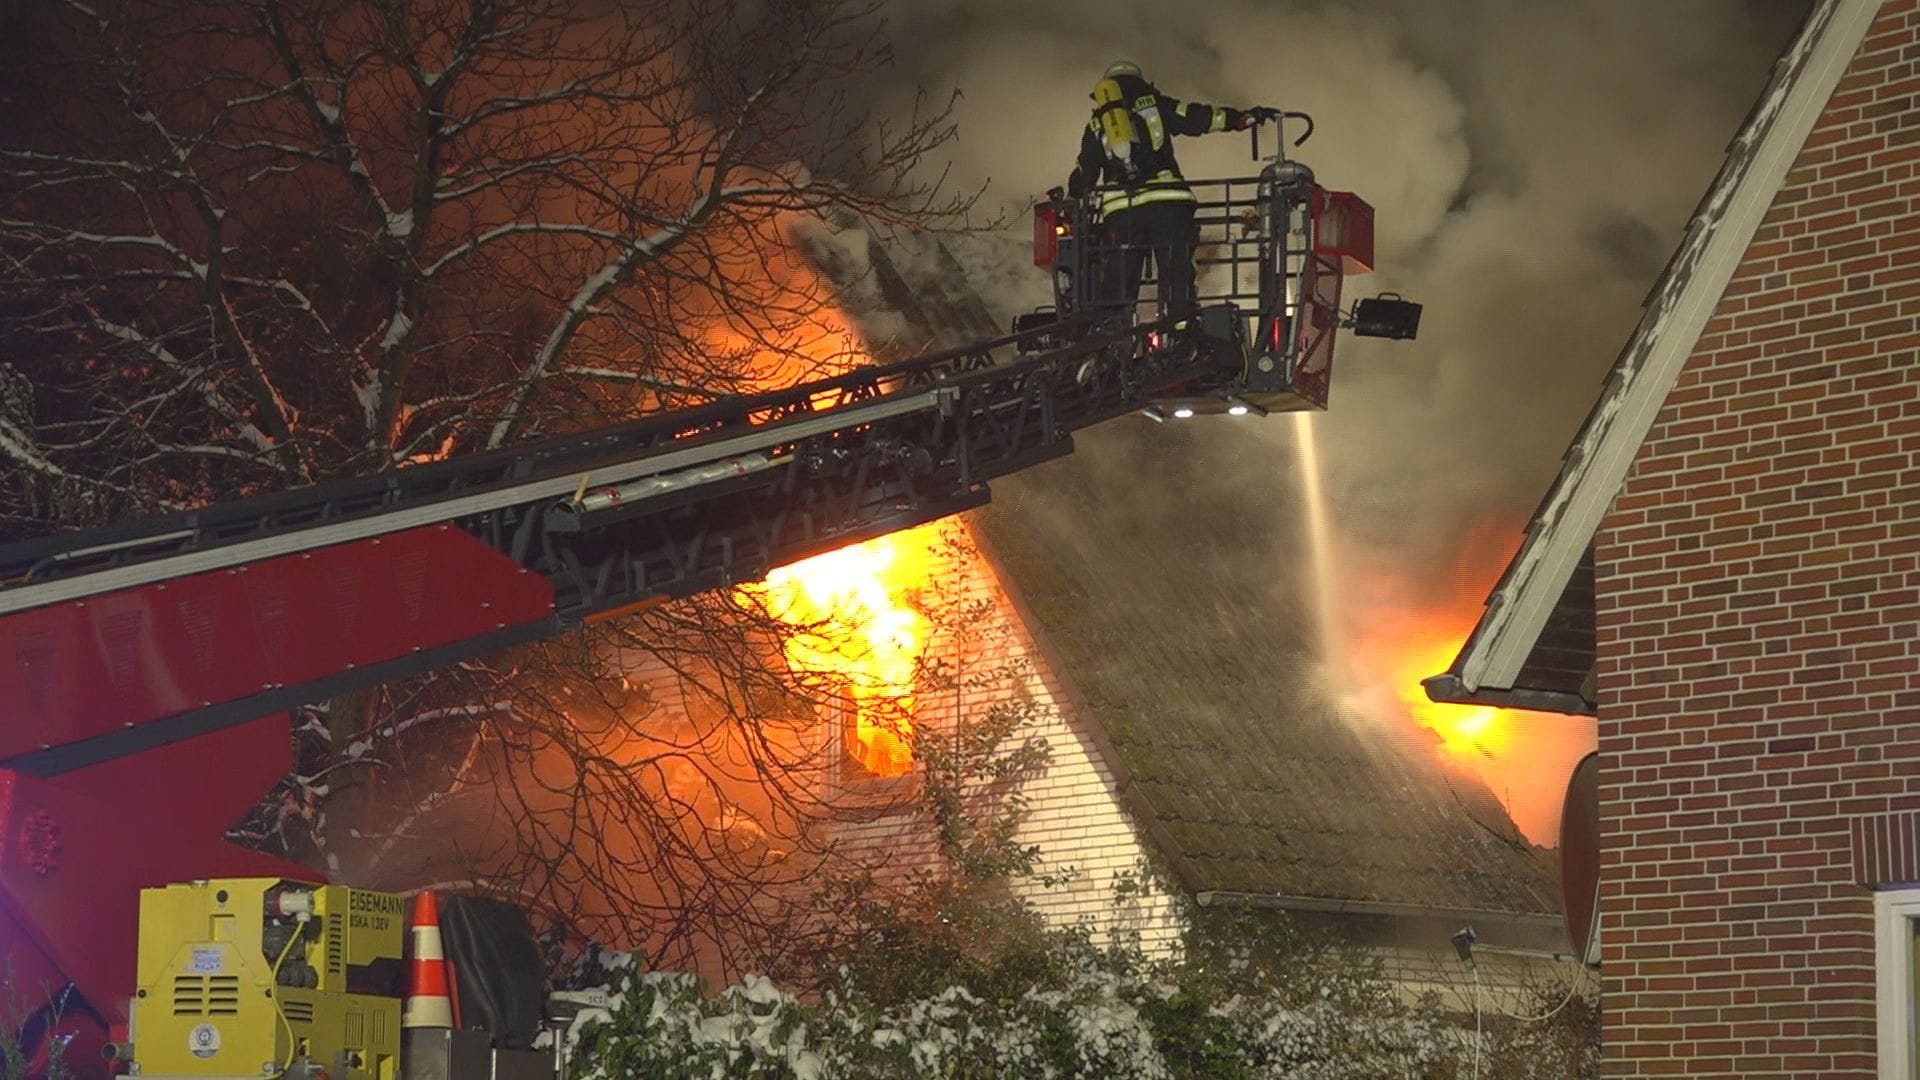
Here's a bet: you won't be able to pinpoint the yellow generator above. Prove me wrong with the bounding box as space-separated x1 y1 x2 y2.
128 877 403 1079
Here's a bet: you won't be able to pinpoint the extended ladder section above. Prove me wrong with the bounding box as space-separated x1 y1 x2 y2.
0 315 1230 776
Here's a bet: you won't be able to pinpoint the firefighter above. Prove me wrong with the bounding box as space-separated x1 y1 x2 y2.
1068 60 1276 322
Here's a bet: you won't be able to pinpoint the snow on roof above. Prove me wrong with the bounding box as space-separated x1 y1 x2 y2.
1429 0 1883 710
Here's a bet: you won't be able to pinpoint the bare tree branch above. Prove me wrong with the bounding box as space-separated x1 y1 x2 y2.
6 0 990 975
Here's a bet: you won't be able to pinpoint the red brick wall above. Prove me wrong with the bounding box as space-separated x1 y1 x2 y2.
1594 2 1920 1075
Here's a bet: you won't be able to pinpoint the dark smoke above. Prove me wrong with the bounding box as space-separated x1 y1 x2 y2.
794 3 1815 847
854 0 1808 637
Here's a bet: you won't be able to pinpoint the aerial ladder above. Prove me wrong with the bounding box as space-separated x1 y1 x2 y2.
0 117 1419 1078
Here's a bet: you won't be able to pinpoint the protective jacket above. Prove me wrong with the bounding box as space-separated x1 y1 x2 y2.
1069 74 1252 215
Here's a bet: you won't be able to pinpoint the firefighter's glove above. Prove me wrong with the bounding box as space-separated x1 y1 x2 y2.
1239 106 1282 129
1066 168 1092 198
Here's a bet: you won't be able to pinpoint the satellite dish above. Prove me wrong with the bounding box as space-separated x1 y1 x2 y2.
1560 750 1601 967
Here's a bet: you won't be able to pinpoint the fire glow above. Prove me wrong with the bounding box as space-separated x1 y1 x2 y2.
1351 604 1596 848
1332 519 1597 849
746 524 945 779
1395 640 1512 763
715 257 948 780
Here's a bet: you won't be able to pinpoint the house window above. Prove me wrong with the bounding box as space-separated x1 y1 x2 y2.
1877 886 1920 1079
843 696 913 779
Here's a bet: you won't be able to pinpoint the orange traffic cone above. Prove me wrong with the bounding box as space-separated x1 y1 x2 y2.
402 891 460 1029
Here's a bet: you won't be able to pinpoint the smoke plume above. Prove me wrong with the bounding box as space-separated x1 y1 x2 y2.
831 1 1812 842
869 0 1803 570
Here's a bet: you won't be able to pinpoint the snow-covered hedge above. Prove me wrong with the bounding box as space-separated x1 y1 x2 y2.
562 935 1594 1079
551 674 1597 1078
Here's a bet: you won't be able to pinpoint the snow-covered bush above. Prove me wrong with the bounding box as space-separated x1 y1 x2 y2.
563 916 1597 1079
1 961 72 1080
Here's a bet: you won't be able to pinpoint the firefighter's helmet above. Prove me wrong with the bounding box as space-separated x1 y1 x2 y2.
1103 59 1143 80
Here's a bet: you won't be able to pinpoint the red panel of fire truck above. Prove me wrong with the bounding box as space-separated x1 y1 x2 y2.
0 525 556 762
0 732 312 1078
1312 189 1374 274
1033 202 1066 268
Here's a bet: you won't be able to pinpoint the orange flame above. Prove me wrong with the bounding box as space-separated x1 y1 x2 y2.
1395 640 1511 763
746 524 944 778
707 250 948 778
1345 526 1598 848
1353 614 1595 846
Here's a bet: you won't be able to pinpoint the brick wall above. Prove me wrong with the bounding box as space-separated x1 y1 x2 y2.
1594 2 1920 1075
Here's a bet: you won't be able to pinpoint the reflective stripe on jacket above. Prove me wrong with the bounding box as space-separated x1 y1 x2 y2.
1098 171 1197 214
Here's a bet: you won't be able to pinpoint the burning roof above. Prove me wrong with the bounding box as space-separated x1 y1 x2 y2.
807 223 1561 919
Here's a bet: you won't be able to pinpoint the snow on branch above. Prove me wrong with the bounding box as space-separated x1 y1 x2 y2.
344 700 515 762
88 319 280 458
422 221 631 279
0 416 80 482
0 220 196 267
260 9 397 229
485 213 704 449
483 67 798 450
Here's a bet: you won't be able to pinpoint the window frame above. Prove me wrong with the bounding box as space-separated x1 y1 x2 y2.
837 702 912 779
827 698 919 807
1876 885 1920 1079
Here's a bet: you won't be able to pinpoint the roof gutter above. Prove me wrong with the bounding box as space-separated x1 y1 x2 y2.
1420 673 1595 718
1192 889 1565 931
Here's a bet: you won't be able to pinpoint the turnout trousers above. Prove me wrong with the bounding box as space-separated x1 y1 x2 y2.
1099 197 1199 321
